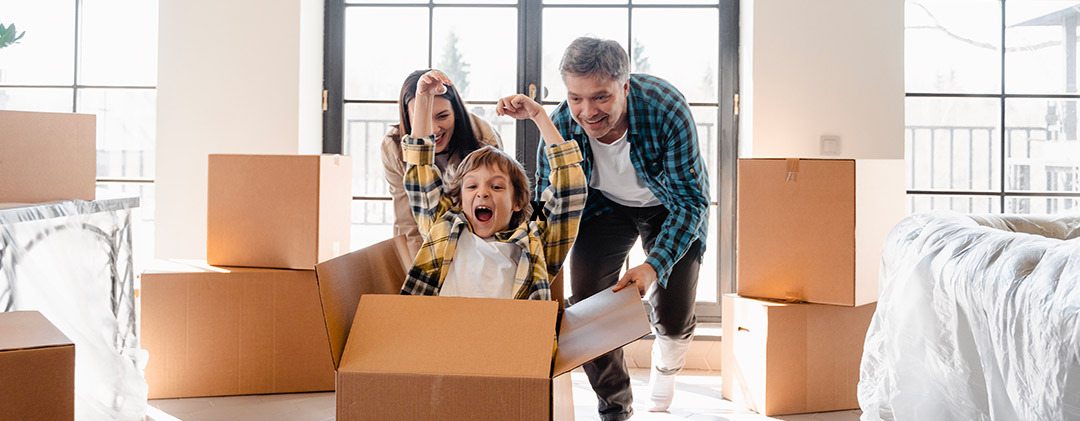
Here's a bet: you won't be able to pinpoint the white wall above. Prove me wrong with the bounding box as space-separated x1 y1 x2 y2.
740 0 904 159
299 0 326 155
156 0 324 259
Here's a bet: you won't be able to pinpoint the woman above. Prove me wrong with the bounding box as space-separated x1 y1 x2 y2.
381 69 503 256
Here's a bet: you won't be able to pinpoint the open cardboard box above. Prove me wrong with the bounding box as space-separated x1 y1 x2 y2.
315 236 651 420
0 311 75 420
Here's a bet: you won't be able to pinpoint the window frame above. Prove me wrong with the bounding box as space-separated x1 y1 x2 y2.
0 1 157 186
322 0 739 321
906 0 1080 212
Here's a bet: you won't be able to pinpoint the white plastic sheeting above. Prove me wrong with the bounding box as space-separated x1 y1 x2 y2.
0 198 146 420
859 211 1080 420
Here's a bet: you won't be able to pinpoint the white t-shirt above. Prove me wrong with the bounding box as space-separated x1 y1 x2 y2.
440 230 521 299
588 132 661 207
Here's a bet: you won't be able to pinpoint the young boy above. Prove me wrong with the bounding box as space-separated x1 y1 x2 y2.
399 70 586 300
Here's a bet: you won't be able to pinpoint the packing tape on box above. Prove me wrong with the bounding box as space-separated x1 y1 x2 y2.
785 158 800 182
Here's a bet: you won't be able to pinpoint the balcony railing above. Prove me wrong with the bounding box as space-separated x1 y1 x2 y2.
906 125 1080 214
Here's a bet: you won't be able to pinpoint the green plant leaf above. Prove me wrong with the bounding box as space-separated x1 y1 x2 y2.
0 23 25 49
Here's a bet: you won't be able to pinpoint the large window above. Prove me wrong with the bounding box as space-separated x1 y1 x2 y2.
0 0 158 261
907 0 1080 214
324 0 739 317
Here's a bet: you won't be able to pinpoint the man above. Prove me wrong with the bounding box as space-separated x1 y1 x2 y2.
534 36 710 420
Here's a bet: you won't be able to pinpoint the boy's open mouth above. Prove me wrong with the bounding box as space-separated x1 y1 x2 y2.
474 206 493 222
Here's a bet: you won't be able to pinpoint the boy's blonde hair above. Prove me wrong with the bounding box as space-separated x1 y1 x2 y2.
444 146 533 228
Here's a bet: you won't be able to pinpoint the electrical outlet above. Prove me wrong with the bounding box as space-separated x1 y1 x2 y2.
820 135 841 156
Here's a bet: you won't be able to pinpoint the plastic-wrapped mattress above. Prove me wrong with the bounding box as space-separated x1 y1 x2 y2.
858 211 1080 420
0 198 146 420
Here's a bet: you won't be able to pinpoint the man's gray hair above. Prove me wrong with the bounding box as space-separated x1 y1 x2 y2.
559 36 629 83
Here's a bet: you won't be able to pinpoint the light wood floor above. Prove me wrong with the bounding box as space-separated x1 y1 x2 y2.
148 368 862 421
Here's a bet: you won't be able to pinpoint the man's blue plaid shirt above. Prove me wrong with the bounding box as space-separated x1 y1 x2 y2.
534 73 710 288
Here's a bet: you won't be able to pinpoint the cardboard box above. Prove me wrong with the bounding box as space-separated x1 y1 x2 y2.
721 294 876 416
141 263 335 399
207 154 352 270
0 311 75 420
736 158 905 306
315 236 650 420
0 110 95 203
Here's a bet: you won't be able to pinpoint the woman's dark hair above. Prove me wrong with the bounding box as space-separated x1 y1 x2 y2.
397 69 482 159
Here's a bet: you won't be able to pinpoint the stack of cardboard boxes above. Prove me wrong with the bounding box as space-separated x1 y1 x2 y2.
141 154 352 399
722 158 905 416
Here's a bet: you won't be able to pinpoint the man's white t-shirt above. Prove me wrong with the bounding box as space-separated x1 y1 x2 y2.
440 230 520 299
588 131 661 207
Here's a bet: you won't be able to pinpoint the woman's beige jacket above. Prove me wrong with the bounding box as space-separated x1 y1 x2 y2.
380 112 503 257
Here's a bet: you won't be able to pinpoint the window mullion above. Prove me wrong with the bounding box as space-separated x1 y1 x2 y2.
999 0 1006 212
718 0 739 305
428 2 435 69
73 0 82 113
518 0 543 180
323 0 346 154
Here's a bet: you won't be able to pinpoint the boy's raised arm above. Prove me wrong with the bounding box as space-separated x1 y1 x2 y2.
496 94 567 147
498 93 587 277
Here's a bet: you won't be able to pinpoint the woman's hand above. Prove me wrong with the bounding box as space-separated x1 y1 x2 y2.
416 70 451 98
409 70 451 139
496 94 543 120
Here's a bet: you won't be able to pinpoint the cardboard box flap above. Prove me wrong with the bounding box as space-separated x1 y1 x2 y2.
342 295 558 379
0 311 73 351
316 155 353 264
552 288 650 377
314 235 411 369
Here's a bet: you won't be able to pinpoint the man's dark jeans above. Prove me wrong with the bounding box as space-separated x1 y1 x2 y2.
568 202 700 421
